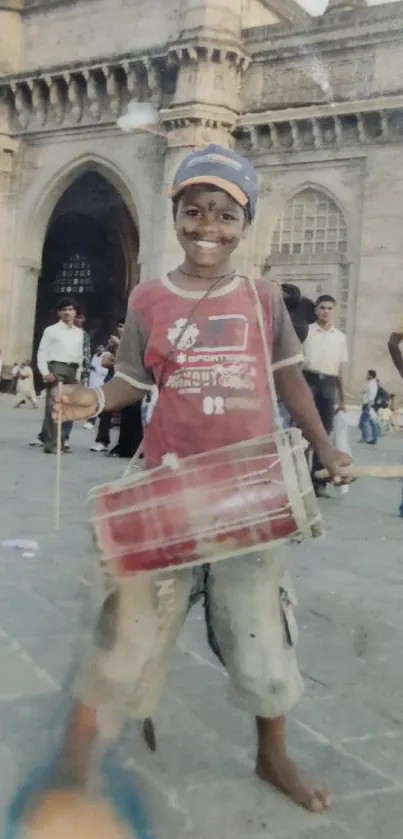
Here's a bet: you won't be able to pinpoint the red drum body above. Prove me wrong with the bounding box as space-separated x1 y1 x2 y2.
89 431 323 578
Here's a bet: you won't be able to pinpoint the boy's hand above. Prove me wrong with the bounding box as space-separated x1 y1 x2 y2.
316 443 353 484
52 384 98 423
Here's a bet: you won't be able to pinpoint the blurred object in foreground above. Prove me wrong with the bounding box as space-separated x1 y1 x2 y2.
18 790 132 839
4 753 154 839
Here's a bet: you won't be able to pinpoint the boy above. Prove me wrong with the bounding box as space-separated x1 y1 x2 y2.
53 146 350 812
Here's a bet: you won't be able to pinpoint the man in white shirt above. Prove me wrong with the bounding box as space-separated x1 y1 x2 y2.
35 298 84 454
303 295 349 495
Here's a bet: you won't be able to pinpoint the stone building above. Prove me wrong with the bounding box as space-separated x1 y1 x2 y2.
1 0 403 392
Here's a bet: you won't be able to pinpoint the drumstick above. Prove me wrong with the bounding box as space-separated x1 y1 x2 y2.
55 382 63 531
315 465 403 480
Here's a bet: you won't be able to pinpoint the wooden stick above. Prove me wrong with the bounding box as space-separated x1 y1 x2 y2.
55 382 62 531
315 465 403 481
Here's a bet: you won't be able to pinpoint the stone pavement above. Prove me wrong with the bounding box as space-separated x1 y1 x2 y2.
1 402 403 838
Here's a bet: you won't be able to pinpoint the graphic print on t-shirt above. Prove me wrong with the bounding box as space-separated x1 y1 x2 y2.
164 312 260 416
119 276 303 462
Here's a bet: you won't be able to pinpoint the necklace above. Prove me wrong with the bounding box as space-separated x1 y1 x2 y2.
178 266 237 281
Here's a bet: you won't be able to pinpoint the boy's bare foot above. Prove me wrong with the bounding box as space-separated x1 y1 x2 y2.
256 753 331 812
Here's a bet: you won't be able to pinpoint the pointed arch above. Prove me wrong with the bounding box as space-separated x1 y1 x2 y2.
271 184 347 259
18 153 141 271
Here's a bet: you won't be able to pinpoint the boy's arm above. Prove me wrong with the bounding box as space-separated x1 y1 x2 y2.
101 377 145 411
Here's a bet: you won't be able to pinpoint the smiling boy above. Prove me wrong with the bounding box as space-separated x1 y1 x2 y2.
51 145 351 812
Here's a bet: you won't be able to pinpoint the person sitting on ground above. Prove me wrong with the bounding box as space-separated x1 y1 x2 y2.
14 361 38 409
9 362 20 395
378 402 395 433
385 393 398 429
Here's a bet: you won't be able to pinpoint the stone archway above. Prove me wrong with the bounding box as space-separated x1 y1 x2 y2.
4 154 142 366
32 169 139 369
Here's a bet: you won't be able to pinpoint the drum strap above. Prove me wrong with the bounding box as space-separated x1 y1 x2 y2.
248 278 283 431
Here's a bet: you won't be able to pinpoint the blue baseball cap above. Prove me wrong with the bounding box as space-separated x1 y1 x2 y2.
171 144 259 221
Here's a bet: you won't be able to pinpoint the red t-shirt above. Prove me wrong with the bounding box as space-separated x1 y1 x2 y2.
116 274 302 467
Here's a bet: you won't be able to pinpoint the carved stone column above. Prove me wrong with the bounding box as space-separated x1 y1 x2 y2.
0 1 22 75
0 100 20 367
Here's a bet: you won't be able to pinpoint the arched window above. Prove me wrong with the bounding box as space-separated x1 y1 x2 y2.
271 189 347 257
54 252 93 295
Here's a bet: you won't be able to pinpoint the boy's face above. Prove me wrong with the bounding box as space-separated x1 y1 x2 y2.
174 186 247 272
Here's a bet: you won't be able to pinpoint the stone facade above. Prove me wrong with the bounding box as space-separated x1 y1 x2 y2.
1 0 403 394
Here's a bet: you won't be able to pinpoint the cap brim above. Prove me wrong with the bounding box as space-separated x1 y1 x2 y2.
170 176 248 207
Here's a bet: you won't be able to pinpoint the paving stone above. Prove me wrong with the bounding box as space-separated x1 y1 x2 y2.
334 789 403 839
341 732 403 783
18 634 85 686
282 825 361 839
178 779 340 839
2 408 403 838
289 740 395 799
0 634 56 697
294 697 401 743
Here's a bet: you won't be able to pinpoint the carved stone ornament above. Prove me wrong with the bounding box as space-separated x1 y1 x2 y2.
66 76 83 124
237 101 394 155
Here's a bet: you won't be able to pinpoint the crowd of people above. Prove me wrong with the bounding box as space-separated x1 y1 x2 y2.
25 303 147 458
3 280 397 476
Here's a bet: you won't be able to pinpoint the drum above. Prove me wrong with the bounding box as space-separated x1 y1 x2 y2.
88 429 323 578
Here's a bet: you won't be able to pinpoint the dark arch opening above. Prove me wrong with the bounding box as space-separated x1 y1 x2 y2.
33 170 139 377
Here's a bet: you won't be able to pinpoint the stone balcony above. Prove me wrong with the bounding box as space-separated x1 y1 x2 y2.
0 34 248 136
0 46 178 134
